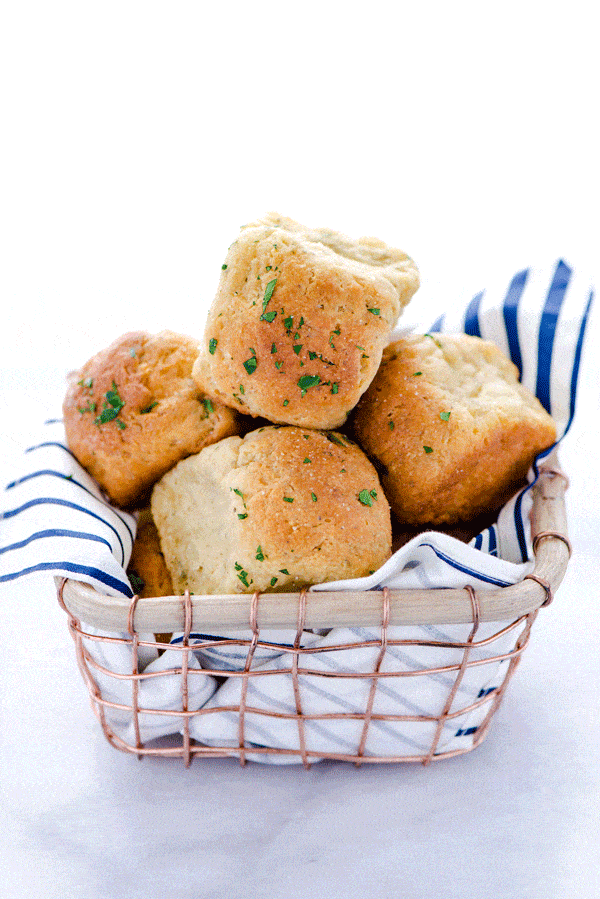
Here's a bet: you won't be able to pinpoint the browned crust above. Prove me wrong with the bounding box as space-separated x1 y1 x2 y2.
351 333 557 527
63 330 242 508
192 215 419 429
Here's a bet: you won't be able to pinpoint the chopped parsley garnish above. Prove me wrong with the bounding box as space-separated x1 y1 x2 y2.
303 457 311 463
78 401 96 414
271 343 277 354
237 513 248 520
311 492 318 502
283 496 294 502
292 344 302 355
283 399 289 406
239 385 245 395
413 371 422 376
261 310 277 322
255 546 265 561
95 381 126 427
331 383 339 394
129 573 145 594
283 315 294 331
274 361 283 370
367 308 380 315
222 264 228 270
208 338 218 355
297 374 321 395
279 568 290 575
388 420 394 430
78 377 93 390
358 489 374 506
236 569 251 587
440 411 451 421
423 445 434 454
243 356 258 375
326 432 346 447
140 401 158 414
270 576 278 587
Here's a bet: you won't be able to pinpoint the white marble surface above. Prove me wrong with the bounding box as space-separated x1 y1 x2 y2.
2 3 600 897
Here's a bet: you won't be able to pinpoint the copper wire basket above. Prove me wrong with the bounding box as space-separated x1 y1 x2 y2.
56 461 570 768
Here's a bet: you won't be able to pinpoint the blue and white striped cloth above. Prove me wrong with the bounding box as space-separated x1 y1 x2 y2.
0 259 594 762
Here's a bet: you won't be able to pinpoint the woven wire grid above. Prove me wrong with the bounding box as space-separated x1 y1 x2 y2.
57 581 539 768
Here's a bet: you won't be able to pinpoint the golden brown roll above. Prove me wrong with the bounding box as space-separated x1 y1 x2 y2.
351 332 557 527
151 425 392 595
63 330 242 508
192 213 420 429
127 508 174 598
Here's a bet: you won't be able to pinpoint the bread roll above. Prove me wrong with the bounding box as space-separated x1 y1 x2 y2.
351 333 557 526
127 509 174 598
151 425 392 594
192 213 419 429
63 330 241 508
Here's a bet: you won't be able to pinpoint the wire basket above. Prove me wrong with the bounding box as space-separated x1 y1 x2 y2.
56 463 570 767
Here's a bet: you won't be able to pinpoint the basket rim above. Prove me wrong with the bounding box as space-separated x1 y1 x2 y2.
57 459 570 633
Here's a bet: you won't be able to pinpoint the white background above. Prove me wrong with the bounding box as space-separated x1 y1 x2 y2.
1 3 599 898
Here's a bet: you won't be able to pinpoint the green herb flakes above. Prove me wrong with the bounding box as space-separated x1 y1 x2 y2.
256 546 265 561
279 568 290 575
311 492 318 502
94 381 126 428
423 445 434 454
140 401 158 414
292 345 302 355
358 489 374 507
270 577 278 587
331 383 339 394
367 308 380 315
440 411 451 421
297 374 321 395
271 343 277 354
283 399 289 406
237 513 248 520
303 457 311 464
208 338 218 355
388 420 394 430
283 496 294 503
222 264 228 270
243 356 258 375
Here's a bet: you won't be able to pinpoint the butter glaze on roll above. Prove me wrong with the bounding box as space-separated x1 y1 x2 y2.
63 330 242 508
151 425 392 595
351 333 557 527
192 213 420 429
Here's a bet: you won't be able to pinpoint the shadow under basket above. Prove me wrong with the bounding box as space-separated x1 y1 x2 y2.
56 462 571 768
